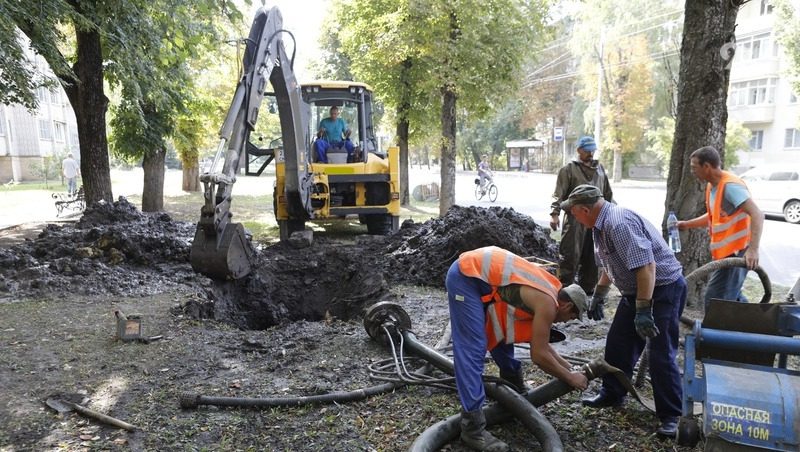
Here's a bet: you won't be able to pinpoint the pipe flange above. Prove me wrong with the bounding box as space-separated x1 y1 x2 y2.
363 302 412 344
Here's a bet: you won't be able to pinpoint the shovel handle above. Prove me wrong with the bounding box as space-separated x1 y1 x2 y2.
66 401 138 431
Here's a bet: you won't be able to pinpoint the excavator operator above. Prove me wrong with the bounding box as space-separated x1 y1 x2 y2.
314 105 354 163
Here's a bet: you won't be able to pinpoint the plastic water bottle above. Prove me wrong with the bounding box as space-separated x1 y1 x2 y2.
667 211 681 253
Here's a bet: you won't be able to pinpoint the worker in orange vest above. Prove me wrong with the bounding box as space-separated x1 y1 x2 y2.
677 146 764 308
446 246 589 451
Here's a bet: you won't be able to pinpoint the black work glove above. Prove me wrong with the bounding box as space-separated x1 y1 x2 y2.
588 285 610 321
634 299 659 339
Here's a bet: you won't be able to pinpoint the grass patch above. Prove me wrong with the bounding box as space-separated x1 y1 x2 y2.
2 180 66 192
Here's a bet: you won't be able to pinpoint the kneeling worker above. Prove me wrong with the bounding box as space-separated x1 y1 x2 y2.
447 246 590 451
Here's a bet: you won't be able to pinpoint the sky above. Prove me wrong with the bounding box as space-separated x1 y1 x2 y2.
239 0 328 81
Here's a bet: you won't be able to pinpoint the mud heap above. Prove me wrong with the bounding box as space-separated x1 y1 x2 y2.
0 198 197 298
2 200 559 331
379 205 558 287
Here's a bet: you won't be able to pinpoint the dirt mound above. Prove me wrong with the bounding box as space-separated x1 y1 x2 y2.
0 198 198 299
2 200 559 331
379 205 558 287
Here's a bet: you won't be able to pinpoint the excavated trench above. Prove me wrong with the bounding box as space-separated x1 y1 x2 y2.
0 201 559 331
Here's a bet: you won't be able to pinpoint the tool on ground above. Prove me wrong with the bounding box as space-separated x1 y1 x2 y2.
45 398 138 431
115 310 161 343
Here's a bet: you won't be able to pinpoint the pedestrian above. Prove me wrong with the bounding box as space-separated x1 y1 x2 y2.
61 152 80 196
676 146 764 308
446 246 589 451
549 136 613 298
562 184 687 438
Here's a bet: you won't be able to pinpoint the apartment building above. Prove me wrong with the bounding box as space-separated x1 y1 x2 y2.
0 53 80 183
728 0 800 169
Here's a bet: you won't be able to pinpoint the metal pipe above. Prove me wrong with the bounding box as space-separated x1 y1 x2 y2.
179 383 399 409
695 324 800 355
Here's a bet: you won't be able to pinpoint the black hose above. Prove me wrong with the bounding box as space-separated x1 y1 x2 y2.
486 383 563 452
179 384 397 409
409 359 614 452
679 256 772 327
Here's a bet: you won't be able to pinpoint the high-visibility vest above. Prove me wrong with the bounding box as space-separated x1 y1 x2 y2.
705 171 752 260
458 246 561 350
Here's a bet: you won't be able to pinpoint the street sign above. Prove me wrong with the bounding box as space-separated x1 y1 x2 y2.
553 127 564 142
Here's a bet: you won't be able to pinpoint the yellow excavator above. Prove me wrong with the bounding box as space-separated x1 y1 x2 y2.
189 7 401 280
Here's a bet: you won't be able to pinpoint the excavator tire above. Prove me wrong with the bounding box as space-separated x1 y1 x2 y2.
365 214 393 235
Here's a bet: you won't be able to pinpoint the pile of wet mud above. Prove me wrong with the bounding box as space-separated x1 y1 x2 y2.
2 200 559 331
0 198 198 298
378 205 559 287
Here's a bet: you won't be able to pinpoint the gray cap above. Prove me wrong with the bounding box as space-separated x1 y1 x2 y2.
560 184 603 210
561 284 588 319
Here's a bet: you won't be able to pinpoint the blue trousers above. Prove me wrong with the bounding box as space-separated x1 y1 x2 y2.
599 276 687 421
446 261 519 412
314 138 354 163
704 250 749 308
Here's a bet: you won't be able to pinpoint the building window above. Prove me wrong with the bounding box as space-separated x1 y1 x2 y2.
737 33 772 61
70 131 79 148
54 122 66 142
749 130 764 151
785 128 800 148
761 0 773 15
728 78 777 107
38 119 52 140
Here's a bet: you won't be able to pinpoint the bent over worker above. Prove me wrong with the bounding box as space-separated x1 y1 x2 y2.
446 246 589 451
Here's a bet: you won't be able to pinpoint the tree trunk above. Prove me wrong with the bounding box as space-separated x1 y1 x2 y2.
439 85 457 217
183 158 200 192
613 148 623 182
63 27 113 205
141 148 166 212
666 0 740 302
397 59 412 206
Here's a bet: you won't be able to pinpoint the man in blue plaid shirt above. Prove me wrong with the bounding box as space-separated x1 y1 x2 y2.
561 184 687 439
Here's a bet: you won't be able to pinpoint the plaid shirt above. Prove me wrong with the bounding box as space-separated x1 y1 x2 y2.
592 202 683 295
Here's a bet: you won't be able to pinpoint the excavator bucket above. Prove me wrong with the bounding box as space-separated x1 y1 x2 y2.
190 222 254 280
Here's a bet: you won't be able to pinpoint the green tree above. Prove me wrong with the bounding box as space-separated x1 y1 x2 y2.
337 0 544 214
1 0 240 206
648 116 744 173
775 1 800 100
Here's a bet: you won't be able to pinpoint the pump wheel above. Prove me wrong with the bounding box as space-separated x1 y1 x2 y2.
363 302 412 345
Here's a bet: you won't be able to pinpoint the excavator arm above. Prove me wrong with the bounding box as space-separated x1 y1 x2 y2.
190 6 313 280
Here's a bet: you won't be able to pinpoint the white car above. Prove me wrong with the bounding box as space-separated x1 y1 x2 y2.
740 166 800 224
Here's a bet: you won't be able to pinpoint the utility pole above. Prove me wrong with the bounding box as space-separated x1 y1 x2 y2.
594 31 604 149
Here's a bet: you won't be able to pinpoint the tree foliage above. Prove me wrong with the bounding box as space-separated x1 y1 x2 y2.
2 0 241 206
774 0 800 102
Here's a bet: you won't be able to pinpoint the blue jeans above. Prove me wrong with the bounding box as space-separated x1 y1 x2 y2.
66 177 77 195
598 276 687 421
446 261 519 412
704 250 749 308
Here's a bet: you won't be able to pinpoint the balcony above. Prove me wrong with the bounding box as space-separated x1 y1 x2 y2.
728 104 775 124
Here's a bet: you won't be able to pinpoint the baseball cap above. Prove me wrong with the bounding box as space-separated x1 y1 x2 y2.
577 136 597 152
561 284 588 319
560 184 603 210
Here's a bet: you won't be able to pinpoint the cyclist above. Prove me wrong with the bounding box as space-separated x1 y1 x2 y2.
477 154 493 194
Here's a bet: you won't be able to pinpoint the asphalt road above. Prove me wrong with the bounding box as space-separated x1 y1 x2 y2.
410 167 800 288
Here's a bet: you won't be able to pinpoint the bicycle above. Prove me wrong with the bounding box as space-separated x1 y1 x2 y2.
474 177 498 202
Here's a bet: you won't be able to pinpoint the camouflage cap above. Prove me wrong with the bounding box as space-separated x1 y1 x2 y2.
560 184 603 210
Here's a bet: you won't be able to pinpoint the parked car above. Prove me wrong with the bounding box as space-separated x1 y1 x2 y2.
740 166 800 224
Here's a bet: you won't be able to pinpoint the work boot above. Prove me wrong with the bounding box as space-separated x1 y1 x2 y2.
460 409 509 452
499 368 529 394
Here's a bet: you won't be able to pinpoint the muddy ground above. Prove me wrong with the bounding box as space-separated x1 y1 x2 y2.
0 199 739 451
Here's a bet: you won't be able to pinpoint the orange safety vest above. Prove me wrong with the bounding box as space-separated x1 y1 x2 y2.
458 246 561 350
705 171 752 260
